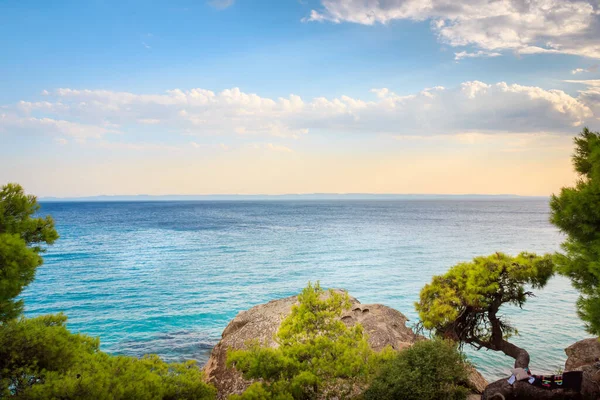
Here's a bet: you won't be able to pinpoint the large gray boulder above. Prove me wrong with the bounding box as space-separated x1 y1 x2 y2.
203 290 487 399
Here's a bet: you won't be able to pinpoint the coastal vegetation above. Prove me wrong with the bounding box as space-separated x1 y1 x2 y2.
550 127 600 335
0 183 58 323
226 283 474 400
416 252 554 369
363 339 471 400
227 282 396 399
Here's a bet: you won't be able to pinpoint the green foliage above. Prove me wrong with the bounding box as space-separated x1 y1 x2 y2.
227 282 394 400
550 128 600 335
0 183 58 323
363 339 470 400
24 354 216 400
0 314 216 400
416 252 554 346
0 314 98 397
230 382 292 400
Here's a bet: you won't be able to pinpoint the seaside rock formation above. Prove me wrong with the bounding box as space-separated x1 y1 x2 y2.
565 338 600 399
565 338 600 371
202 290 487 399
482 337 600 400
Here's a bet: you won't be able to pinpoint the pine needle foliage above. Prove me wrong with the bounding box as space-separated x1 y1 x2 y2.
227 282 395 399
550 127 600 335
416 252 554 368
0 183 58 323
0 314 216 400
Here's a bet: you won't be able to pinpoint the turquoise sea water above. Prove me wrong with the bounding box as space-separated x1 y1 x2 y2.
23 199 589 381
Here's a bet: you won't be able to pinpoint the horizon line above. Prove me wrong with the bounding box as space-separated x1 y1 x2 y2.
39 193 550 202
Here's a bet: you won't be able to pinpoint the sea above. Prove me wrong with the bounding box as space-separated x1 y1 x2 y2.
21 199 590 381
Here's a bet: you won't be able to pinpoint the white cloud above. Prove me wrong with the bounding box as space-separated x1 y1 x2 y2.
454 50 502 60
565 79 600 87
571 64 599 74
1 82 597 148
0 113 117 142
564 79 600 118
305 0 600 58
54 137 68 145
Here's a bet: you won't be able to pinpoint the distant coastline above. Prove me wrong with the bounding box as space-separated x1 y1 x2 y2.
39 193 548 202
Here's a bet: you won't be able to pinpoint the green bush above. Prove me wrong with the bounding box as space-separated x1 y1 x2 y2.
0 314 216 400
227 282 395 400
363 339 470 400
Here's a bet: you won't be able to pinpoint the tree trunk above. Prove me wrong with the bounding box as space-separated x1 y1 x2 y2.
497 339 530 369
487 299 530 369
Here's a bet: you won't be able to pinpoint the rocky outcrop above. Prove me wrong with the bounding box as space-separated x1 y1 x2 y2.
565 338 600 371
468 367 490 395
203 290 487 399
482 338 600 400
565 338 600 399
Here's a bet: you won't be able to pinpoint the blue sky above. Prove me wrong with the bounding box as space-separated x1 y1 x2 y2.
0 0 589 100
1 0 600 196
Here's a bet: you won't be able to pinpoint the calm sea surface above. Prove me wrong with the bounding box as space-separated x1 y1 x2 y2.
22 199 589 380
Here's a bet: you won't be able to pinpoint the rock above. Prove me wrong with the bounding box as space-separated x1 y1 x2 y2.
481 338 600 400
467 366 490 394
203 289 487 399
565 338 600 371
482 378 583 400
565 338 600 399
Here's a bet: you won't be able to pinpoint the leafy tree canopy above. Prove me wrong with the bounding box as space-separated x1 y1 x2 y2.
227 282 395 399
416 252 554 368
0 183 58 323
550 127 600 335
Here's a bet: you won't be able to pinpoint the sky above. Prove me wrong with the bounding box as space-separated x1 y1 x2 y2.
1 0 600 197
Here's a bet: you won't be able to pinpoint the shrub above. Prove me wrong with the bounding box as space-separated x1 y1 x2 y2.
0 314 216 400
363 339 470 400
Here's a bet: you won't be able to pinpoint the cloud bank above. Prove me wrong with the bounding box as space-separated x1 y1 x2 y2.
305 0 600 58
1 81 597 147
